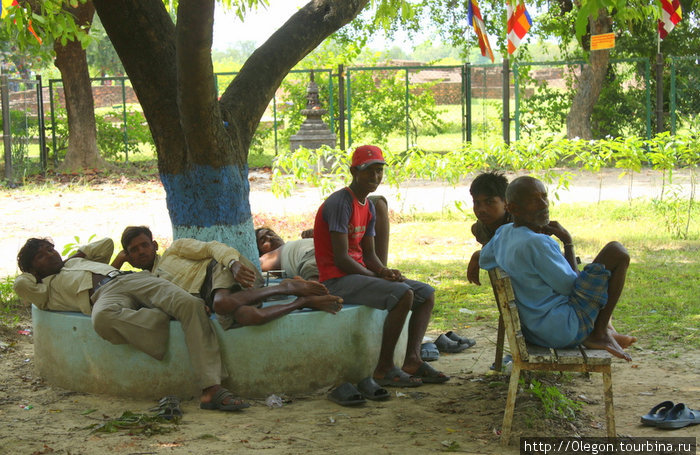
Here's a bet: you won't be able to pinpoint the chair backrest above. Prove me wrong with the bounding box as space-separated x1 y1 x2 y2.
488 267 529 363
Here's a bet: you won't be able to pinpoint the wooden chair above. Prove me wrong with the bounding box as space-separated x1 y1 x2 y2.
488 267 616 444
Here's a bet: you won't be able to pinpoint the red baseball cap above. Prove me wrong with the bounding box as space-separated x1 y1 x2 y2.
351 145 386 170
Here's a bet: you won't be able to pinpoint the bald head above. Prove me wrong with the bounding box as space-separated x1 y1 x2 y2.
506 176 543 205
506 176 550 229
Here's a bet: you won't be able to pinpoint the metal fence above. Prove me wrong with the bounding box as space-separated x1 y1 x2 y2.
2 56 698 182
669 55 700 133
0 74 45 186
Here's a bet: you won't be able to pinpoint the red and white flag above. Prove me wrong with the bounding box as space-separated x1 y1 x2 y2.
467 0 494 62
658 0 682 40
507 0 532 54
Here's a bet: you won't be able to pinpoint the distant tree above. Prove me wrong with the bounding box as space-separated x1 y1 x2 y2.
86 16 124 79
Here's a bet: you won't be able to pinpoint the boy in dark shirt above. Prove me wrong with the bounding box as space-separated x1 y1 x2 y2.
467 171 511 285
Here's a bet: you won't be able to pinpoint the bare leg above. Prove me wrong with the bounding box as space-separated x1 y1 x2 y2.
298 294 343 314
401 293 435 373
279 277 328 296
373 290 412 378
608 321 637 349
582 241 632 361
212 278 328 314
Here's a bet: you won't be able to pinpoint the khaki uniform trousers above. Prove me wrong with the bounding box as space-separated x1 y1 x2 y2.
91 271 226 389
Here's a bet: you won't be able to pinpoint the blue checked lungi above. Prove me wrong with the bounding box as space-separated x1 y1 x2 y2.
570 263 611 345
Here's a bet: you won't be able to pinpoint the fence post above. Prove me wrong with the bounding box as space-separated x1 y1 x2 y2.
347 68 353 149
464 63 471 143
655 53 664 134
36 75 47 174
337 64 345 151
502 57 510 144
404 67 410 151
1 75 12 183
49 79 58 168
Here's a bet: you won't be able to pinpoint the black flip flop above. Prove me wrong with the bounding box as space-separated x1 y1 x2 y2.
149 395 183 420
420 342 439 362
657 403 700 429
413 362 450 384
641 400 674 426
434 334 470 353
445 330 476 348
357 377 390 401
328 382 366 406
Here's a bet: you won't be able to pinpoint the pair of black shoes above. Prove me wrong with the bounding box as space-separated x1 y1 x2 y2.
421 331 476 361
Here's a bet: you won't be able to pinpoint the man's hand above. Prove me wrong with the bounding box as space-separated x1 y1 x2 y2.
229 260 256 288
300 229 314 239
111 250 128 269
378 267 405 282
540 221 572 244
467 250 481 285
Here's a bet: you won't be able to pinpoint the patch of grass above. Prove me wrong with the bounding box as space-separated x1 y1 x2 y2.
0 277 25 327
389 199 699 348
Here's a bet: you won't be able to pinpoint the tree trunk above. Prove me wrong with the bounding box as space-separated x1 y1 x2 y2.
566 9 611 140
53 1 102 171
92 0 369 263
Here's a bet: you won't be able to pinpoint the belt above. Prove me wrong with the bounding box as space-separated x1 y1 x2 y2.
94 270 134 292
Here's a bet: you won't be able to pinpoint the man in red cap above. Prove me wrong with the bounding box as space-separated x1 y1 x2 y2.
313 145 449 388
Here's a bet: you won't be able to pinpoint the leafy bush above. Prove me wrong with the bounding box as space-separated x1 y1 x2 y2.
95 109 154 161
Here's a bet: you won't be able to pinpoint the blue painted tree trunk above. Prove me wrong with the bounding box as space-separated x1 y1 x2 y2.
160 164 260 269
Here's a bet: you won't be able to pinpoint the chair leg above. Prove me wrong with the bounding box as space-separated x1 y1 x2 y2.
494 315 505 373
602 368 616 437
501 364 521 445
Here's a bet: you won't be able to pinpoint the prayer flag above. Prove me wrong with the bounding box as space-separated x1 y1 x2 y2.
507 0 532 54
467 0 494 62
1 0 13 18
658 0 682 40
2 0 42 44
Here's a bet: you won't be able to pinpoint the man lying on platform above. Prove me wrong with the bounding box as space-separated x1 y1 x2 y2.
14 236 248 412
112 226 342 330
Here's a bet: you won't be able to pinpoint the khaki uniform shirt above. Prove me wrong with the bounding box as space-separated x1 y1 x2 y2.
153 238 260 293
13 238 115 315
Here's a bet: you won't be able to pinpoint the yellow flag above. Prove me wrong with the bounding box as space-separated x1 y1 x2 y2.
1 0 14 19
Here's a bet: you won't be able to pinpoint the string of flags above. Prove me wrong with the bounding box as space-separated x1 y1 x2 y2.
466 0 683 59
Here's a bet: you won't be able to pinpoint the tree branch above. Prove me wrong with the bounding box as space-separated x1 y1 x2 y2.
92 0 188 172
219 0 369 150
176 0 230 165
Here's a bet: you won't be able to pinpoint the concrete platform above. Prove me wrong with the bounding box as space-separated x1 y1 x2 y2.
32 301 407 399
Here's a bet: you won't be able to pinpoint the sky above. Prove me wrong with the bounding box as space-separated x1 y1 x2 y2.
212 1 308 50
211 0 424 52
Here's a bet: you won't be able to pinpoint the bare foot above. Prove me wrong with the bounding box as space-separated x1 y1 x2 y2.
610 330 637 349
583 329 632 361
281 277 328 296
299 295 343 314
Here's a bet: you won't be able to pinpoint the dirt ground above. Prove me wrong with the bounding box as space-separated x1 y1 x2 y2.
0 169 698 454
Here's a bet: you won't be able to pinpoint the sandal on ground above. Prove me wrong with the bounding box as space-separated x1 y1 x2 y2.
357 377 390 401
641 400 674 426
657 403 700 429
420 342 440 362
445 330 476 348
149 395 183 420
375 366 422 388
327 382 366 406
434 334 470 354
200 387 250 412
412 362 450 384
